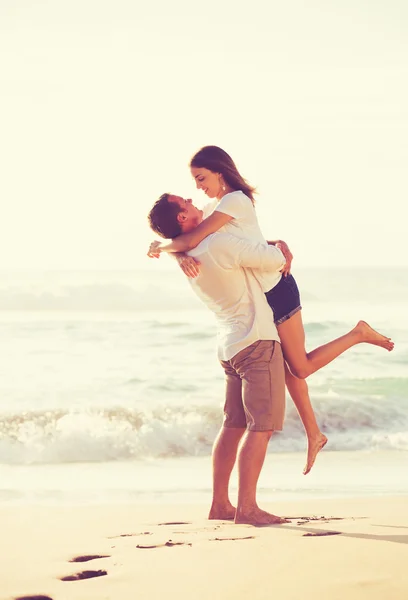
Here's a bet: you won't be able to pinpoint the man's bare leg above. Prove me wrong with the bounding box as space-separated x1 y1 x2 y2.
235 430 288 525
284 364 327 475
209 426 246 520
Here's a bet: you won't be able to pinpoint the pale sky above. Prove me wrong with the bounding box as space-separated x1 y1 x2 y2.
1 0 407 270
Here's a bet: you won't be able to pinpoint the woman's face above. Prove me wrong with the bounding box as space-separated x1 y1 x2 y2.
191 167 222 199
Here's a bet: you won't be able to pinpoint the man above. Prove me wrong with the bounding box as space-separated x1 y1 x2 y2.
147 194 289 526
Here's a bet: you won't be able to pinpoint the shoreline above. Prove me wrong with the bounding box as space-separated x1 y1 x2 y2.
1 450 407 508
2 495 408 600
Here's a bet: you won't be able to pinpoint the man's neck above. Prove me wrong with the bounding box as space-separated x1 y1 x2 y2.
182 218 203 235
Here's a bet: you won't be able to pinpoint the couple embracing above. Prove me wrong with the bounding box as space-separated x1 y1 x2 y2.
147 145 393 526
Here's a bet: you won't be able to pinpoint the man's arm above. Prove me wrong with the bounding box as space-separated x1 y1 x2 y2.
209 234 286 272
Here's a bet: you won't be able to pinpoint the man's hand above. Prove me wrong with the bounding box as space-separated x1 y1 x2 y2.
268 239 293 276
147 240 163 258
177 255 201 278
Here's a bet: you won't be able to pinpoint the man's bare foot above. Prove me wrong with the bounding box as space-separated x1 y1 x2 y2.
208 502 236 521
303 432 328 475
355 320 394 351
235 507 290 525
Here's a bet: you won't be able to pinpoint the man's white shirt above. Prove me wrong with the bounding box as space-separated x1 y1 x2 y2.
202 191 282 293
187 232 285 361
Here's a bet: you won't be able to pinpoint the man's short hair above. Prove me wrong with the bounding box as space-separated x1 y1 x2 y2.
147 193 183 239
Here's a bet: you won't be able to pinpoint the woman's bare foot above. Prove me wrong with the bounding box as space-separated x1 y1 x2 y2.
235 507 289 526
355 321 394 351
303 432 328 475
208 502 236 521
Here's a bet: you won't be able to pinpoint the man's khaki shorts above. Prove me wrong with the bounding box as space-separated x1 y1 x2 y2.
220 340 285 432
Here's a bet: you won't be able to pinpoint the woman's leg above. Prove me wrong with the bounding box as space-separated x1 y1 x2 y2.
284 363 327 474
278 313 394 380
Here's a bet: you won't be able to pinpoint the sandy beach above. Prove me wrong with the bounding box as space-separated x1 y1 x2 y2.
1 495 408 600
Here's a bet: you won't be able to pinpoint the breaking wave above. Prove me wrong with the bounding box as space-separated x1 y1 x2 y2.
1 389 407 465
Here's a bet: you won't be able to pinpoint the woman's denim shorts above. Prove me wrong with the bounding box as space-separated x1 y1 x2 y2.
264 274 302 325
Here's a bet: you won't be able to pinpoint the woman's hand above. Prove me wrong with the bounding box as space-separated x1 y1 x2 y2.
147 240 163 258
275 240 293 276
177 255 201 278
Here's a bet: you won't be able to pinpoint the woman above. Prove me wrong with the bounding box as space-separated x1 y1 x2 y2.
148 145 394 474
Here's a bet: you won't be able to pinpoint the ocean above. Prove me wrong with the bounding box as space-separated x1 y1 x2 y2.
0 267 407 505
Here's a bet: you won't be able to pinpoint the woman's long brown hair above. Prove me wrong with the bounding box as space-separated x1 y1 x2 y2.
190 145 256 204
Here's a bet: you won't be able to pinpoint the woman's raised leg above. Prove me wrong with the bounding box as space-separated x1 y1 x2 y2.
284 363 327 474
278 312 393 380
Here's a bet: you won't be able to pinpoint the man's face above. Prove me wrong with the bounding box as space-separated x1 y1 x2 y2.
168 195 203 232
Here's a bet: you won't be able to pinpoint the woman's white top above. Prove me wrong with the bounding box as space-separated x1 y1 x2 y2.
203 191 282 293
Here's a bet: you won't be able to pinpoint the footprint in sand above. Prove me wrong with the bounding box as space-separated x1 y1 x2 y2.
291 516 345 525
60 570 108 581
108 531 153 539
70 554 110 563
136 540 192 549
15 596 54 600
158 521 191 526
303 531 342 537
